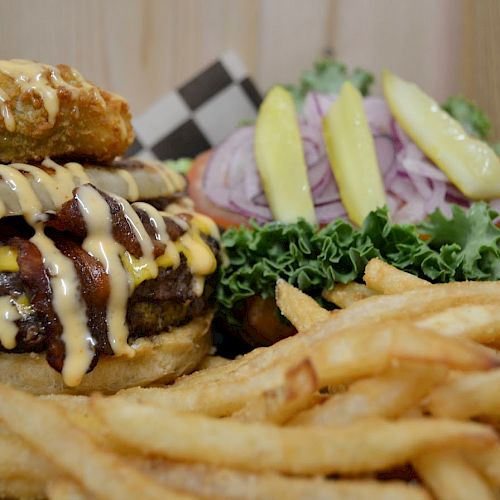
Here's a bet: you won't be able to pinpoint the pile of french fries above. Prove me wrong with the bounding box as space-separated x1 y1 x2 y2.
1 258 500 499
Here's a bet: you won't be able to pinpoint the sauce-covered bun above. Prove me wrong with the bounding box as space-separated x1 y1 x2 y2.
0 59 133 163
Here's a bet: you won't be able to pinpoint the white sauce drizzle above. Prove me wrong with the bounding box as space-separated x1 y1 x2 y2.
144 160 186 193
0 59 109 130
0 165 44 223
31 224 94 387
117 169 139 202
0 296 21 349
64 162 91 185
134 202 180 269
76 185 134 357
42 158 80 199
133 202 168 242
0 88 15 132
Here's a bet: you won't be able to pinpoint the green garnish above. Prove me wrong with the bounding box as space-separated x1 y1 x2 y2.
216 203 500 329
164 158 192 174
284 59 374 110
441 96 491 140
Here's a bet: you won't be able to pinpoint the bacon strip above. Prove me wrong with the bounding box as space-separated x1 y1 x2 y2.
9 237 66 371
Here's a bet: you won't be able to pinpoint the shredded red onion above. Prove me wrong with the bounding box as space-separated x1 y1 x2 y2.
201 92 500 225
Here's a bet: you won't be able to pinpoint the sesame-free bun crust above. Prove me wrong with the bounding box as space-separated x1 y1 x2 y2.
0 313 212 395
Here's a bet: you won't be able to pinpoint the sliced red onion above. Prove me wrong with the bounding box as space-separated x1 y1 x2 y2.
201 90 500 226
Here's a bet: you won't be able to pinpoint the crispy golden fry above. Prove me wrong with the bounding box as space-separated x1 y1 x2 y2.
0 60 133 163
426 370 500 420
0 430 56 486
46 479 89 500
118 320 498 417
232 359 319 424
275 279 330 331
0 477 46 500
0 384 192 500
322 282 376 308
196 355 232 370
416 304 500 346
39 395 110 446
291 363 446 426
171 281 500 394
94 396 496 475
413 450 496 500
133 458 431 500
364 258 431 294
467 444 500 486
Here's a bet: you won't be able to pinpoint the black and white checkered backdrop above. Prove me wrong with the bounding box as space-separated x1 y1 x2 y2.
126 51 262 161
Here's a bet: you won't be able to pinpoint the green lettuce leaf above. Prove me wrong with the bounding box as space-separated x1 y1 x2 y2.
441 96 491 140
284 59 374 109
216 203 500 329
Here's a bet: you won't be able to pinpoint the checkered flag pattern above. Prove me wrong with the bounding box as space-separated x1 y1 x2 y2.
127 51 262 161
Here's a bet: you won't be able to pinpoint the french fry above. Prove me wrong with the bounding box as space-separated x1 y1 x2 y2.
291 363 446 426
466 443 500 486
196 355 232 370
169 281 500 395
275 279 330 331
133 457 431 500
322 282 376 308
416 304 500 346
0 477 46 500
93 395 497 475
47 479 89 500
118 321 498 417
364 258 431 294
426 370 500 420
413 450 496 500
0 430 55 500
0 384 194 500
232 359 319 424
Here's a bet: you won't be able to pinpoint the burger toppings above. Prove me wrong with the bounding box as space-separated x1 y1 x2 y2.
0 186 220 386
0 157 187 219
322 81 386 225
216 202 500 346
383 71 500 199
254 86 316 224
197 64 500 227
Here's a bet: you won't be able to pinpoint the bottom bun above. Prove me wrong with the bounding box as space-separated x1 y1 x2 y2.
0 312 213 395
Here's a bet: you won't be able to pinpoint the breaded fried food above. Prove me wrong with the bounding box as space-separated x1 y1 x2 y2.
0 59 133 163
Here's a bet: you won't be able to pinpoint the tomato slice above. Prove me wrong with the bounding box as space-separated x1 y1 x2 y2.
187 150 249 229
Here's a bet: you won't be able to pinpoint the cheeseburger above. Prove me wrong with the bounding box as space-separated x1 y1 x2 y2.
0 60 220 394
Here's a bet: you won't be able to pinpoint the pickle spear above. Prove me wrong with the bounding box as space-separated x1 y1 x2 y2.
255 86 316 224
322 81 386 226
384 70 500 199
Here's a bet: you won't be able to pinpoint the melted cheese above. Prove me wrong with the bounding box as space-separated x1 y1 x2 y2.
31 224 94 386
0 296 21 349
0 246 18 272
75 185 134 358
178 232 217 276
